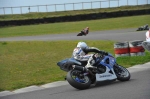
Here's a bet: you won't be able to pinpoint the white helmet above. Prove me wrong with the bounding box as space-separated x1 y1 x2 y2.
77 42 88 48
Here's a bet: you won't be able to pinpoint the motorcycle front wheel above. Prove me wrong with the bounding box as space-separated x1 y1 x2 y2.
114 65 130 81
66 70 91 90
77 33 83 36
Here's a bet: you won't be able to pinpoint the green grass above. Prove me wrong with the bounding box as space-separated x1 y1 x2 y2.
0 41 150 91
0 15 150 38
0 4 150 21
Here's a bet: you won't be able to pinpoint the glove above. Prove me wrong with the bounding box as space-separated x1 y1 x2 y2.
102 51 108 55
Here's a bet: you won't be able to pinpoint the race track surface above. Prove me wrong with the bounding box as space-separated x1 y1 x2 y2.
0 28 146 42
1 63 150 99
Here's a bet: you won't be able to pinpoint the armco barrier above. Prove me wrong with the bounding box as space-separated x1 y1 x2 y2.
129 40 145 56
114 42 130 57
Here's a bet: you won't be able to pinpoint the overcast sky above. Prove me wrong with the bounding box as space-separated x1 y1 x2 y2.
1 0 149 7
0 0 149 14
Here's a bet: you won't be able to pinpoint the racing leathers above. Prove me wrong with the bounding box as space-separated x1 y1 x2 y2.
81 28 89 35
146 30 150 41
72 46 108 68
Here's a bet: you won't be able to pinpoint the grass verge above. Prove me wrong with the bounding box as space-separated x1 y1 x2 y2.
0 40 150 91
0 15 150 38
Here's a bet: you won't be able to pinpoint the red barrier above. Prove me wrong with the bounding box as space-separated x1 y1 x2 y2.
114 40 145 57
130 46 145 53
114 42 130 57
129 40 145 56
114 48 129 54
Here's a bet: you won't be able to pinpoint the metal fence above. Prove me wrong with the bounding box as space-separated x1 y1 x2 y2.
0 0 149 15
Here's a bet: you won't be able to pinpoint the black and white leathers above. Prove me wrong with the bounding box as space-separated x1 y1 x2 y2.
72 46 104 62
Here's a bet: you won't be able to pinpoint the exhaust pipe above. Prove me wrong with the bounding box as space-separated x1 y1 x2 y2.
72 65 95 76
73 65 86 72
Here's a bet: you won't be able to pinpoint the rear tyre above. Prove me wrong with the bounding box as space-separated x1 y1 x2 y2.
114 65 130 81
66 70 91 90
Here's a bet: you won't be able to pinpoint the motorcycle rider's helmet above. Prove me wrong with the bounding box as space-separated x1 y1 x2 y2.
86 27 89 30
77 42 88 49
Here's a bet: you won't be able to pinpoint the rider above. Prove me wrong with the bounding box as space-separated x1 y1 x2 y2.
81 27 89 35
141 29 150 52
145 28 150 41
72 41 108 69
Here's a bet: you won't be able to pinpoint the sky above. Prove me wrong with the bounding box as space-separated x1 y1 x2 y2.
0 0 149 14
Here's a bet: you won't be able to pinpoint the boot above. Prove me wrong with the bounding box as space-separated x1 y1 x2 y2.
85 55 96 69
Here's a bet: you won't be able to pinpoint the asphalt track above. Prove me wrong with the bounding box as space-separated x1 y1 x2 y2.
0 28 150 99
0 28 146 42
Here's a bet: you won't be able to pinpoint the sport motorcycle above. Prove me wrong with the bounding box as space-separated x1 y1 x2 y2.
77 31 88 36
136 24 149 31
57 53 130 90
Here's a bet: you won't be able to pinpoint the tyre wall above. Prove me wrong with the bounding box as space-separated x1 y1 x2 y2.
129 40 145 56
114 40 145 57
114 42 130 57
142 41 150 52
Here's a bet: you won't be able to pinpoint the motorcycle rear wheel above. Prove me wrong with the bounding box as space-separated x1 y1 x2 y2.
114 65 130 81
66 70 91 90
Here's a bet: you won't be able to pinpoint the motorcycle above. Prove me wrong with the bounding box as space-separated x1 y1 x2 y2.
57 53 130 90
77 31 88 36
137 24 149 31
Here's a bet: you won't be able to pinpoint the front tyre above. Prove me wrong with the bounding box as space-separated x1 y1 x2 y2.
77 33 82 36
114 65 130 81
66 70 91 90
